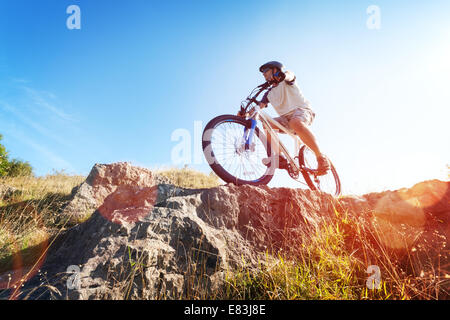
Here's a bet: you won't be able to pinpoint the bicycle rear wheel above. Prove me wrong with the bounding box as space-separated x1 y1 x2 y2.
202 115 275 186
299 145 341 196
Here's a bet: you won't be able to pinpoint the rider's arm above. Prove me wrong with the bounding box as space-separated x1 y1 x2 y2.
258 101 268 108
285 70 296 85
259 90 270 108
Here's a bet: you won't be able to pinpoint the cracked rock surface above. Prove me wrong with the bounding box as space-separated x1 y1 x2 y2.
1 162 447 299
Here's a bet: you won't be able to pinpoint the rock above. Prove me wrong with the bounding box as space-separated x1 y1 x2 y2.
60 162 172 223
339 179 449 276
1 163 448 300
17 202 258 299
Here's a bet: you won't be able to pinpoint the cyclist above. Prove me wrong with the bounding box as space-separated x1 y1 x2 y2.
241 61 330 175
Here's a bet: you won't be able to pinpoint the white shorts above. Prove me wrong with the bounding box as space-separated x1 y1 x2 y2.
273 108 315 129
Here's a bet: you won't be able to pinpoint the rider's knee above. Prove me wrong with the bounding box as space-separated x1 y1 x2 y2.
289 118 306 129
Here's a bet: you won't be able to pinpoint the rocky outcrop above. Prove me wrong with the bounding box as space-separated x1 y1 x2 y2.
60 162 172 223
1 163 448 299
338 179 449 276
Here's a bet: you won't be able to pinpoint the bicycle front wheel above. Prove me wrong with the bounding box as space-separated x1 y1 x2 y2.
299 145 341 196
202 115 275 186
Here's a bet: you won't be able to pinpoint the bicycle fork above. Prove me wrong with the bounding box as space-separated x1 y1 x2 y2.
243 119 257 150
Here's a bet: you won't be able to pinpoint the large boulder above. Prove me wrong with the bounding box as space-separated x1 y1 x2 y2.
60 162 171 223
339 179 449 276
1 163 448 299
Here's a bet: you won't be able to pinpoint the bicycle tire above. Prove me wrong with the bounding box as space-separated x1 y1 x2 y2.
299 145 341 196
202 115 275 186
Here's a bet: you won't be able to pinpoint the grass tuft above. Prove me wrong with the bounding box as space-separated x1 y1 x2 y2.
219 205 448 300
156 166 221 189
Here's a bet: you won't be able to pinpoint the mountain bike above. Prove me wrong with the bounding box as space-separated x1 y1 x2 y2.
202 82 341 196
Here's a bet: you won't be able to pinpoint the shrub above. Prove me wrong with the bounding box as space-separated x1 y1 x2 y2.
6 159 34 177
0 134 34 178
0 134 9 177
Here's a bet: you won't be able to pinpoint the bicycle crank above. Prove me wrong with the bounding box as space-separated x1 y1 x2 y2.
287 157 300 179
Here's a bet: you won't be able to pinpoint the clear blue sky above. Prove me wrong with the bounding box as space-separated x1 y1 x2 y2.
0 0 449 194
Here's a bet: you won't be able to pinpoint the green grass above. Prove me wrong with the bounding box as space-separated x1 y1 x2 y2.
219 207 448 300
220 213 366 300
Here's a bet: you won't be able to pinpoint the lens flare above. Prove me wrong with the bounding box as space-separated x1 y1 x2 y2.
97 185 158 224
372 192 425 250
374 193 426 227
371 181 449 250
0 233 49 300
372 216 422 250
397 180 449 209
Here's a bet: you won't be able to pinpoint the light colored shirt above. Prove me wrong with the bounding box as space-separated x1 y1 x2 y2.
267 71 313 116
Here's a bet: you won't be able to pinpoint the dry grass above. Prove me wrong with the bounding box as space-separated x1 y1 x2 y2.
0 167 219 276
219 207 449 300
156 167 221 189
0 172 85 266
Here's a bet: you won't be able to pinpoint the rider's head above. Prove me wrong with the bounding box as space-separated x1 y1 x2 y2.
259 61 285 84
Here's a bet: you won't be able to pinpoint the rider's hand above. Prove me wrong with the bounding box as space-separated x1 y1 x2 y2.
237 110 247 117
258 101 267 109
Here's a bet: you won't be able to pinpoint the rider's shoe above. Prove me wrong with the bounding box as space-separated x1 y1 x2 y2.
316 154 330 176
262 155 289 170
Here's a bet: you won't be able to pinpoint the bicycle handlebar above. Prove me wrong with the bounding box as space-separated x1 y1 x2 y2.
240 82 272 114
257 81 271 89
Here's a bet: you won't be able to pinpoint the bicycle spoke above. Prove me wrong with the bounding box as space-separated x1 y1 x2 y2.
300 147 340 196
208 120 270 183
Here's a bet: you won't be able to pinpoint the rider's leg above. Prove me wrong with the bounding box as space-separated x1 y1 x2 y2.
288 118 330 172
287 118 322 156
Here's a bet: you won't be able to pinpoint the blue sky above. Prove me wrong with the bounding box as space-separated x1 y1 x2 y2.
0 0 449 194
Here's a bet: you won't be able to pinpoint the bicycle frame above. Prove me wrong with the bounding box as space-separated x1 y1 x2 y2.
202 82 340 194
244 104 304 173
